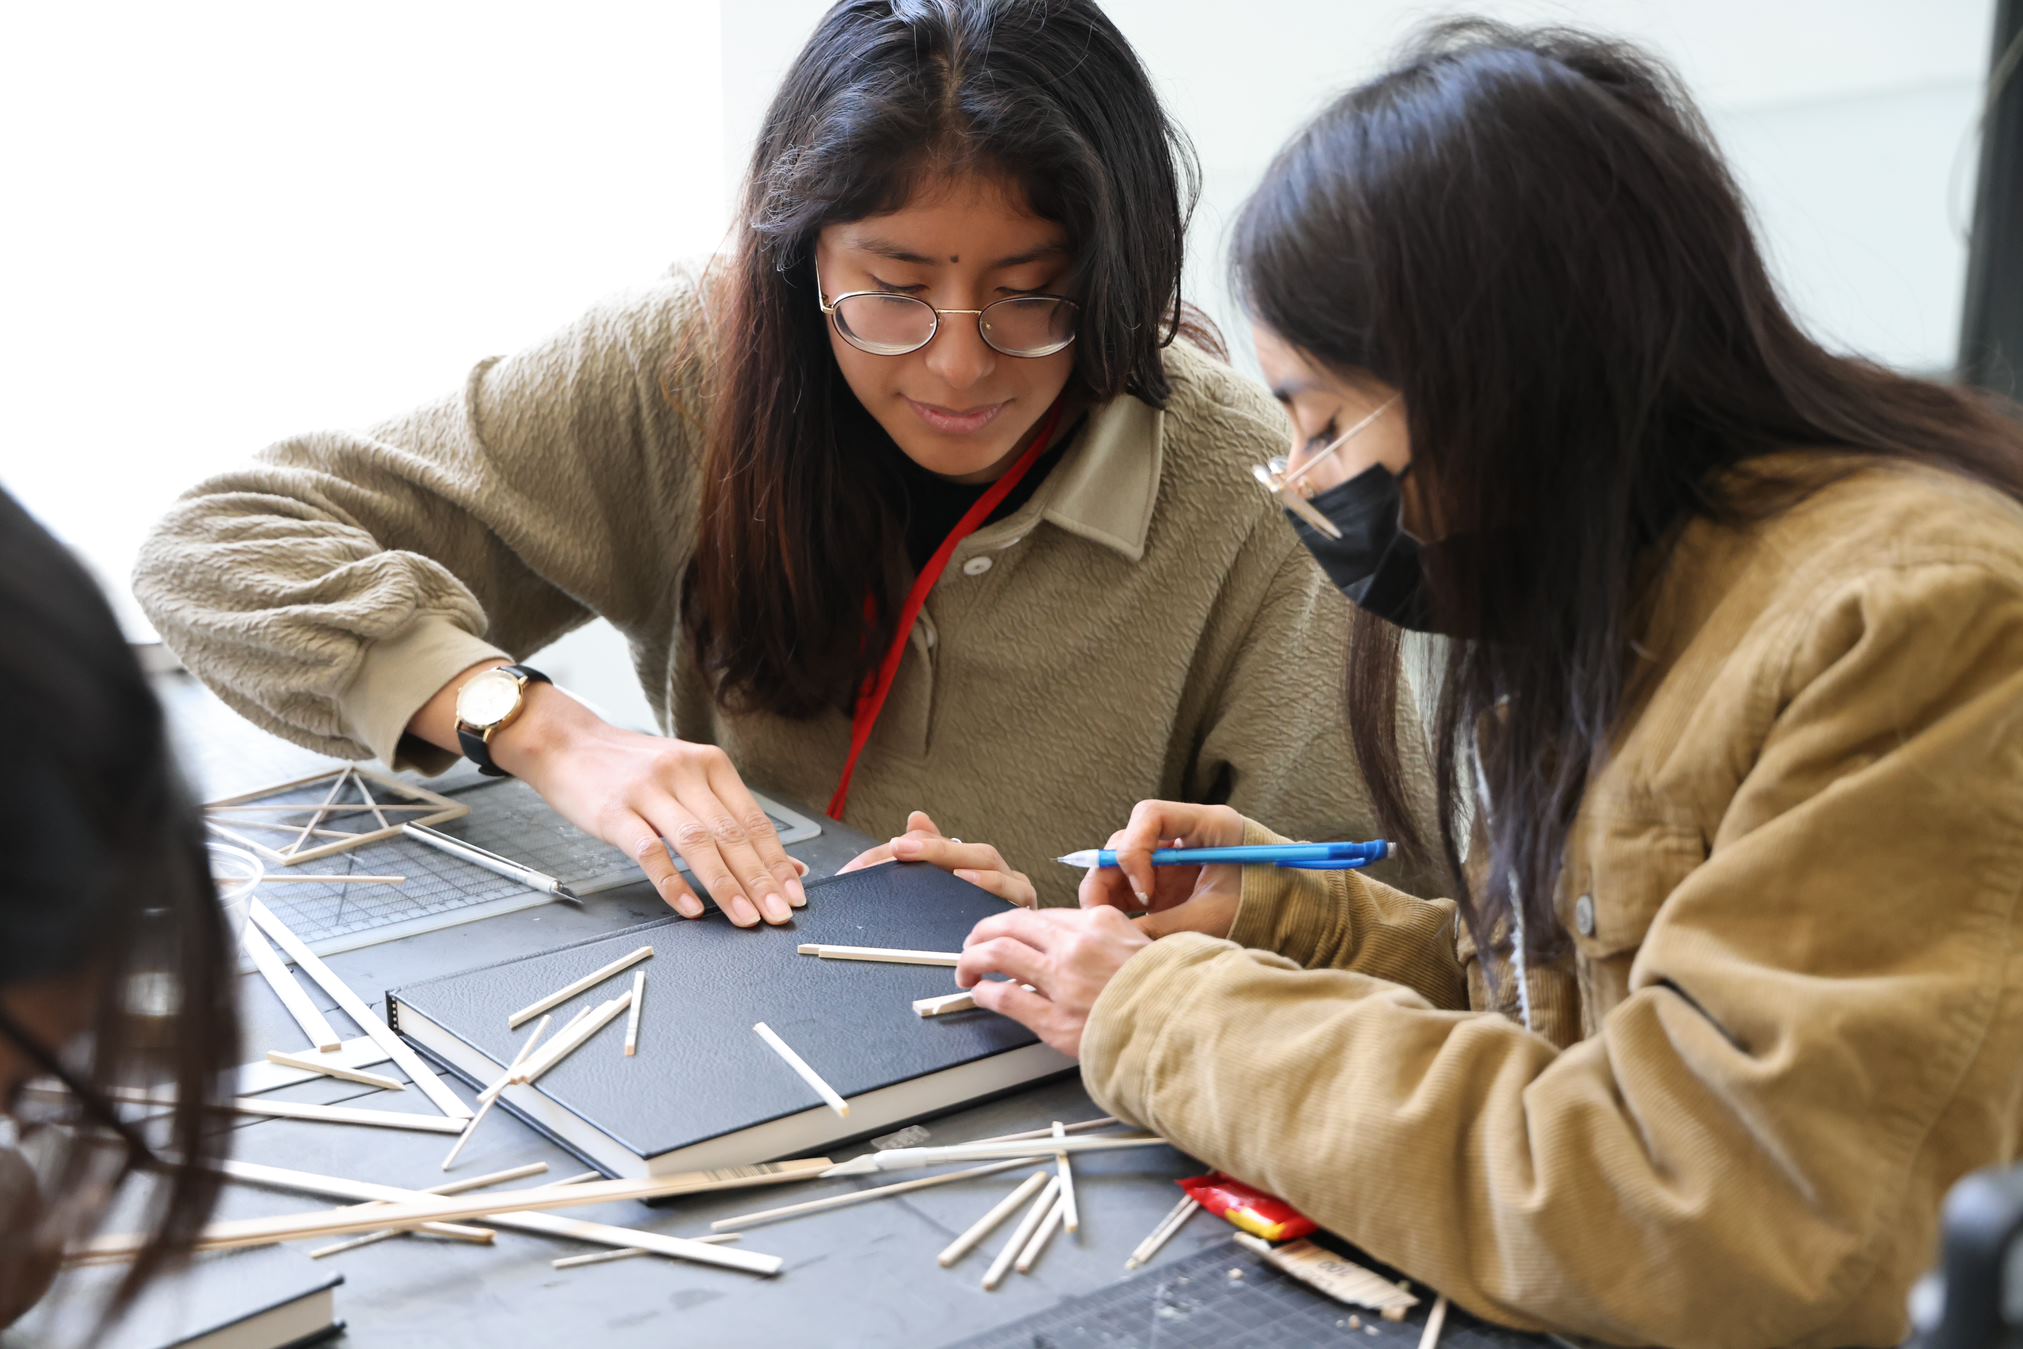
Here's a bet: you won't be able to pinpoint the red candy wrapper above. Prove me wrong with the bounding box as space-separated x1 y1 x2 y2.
1178 1173 1317 1243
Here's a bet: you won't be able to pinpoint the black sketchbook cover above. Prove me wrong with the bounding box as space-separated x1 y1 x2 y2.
6 1245 342 1349
387 862 1073 1177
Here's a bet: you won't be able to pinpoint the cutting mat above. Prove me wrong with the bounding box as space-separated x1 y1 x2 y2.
943 1238 1531 1349
226 775 821 957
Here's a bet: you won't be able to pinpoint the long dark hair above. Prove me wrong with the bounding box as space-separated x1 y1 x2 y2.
0 487 239 1317
682 0 1206 718
1234 20 2023 959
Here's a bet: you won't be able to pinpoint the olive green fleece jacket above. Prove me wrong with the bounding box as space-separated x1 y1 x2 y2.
133 268 1439 905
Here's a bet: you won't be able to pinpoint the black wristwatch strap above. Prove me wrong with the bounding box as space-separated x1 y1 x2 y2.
457 664 551 777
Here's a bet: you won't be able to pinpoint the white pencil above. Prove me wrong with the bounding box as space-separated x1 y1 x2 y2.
982 1175 1060 1290
444 1014 556 1170
263 1052 403 1092
508 945 653 1029
240 923 343 1053
797 944 962 967
1014 1191 1068 1274
937 1171 1050 1268
623 969 645 1057
710 1158 1036 1232
752 1022 848 1117
1126 1194 1199 1269
1051 1121 1079 1234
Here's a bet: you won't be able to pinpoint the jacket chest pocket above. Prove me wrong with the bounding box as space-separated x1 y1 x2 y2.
1562 806 1707 1037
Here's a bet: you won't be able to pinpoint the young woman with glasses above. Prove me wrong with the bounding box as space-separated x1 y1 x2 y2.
938 22 2023 1347
1 488 240 1328
134 0 1437 925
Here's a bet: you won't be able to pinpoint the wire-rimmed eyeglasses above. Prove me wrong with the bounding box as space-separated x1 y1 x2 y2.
1250 396 1401 539
817 264 1079 359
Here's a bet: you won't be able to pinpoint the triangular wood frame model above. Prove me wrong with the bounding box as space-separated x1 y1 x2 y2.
203 766 469 868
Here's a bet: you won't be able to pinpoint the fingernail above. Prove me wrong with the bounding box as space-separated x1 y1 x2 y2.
1134 888 1150 904
953 869 976 883
892 838 921 858
675 894 704 919
787 877 808 906
762 892 791 923
731 897 761 928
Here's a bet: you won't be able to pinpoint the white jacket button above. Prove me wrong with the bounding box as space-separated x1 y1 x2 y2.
1574 893 1597 937
961 556 993 577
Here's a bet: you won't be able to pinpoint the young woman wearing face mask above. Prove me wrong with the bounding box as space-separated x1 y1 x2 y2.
133 0 1434 925
939 23 2023 1348
0 488 240 1329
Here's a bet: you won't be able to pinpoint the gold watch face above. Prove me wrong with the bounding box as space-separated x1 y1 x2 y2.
456 669 523 729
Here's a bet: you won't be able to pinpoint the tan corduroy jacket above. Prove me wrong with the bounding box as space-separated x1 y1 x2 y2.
1083 458 2023 1348
133 269 1438 905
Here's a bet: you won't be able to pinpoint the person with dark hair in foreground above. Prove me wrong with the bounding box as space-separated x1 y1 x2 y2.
0 486 240 1328
133 0 1436 924
937 22 2023 1348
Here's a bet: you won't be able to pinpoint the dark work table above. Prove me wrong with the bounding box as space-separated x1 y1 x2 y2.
145 671 1544 1349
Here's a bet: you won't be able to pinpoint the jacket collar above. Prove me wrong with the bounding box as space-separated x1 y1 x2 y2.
1028 391 1163 563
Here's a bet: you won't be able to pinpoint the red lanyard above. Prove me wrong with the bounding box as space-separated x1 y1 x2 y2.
828 402 1067 821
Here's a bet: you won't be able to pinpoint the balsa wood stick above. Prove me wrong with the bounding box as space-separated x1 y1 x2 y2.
1051 1121 1079 1234
264 1052 403 1092
553 1234 739 1269
508 946 653 1029
797 944 961 967
252 874 406 886
220 1097 464 1133
444 1014 557 1170
937 1172 1049 1268
1419 1294 1450 1349
241 924 343 1053
1015 1191 1068 1274
964 1117 1120 1148
1126 1194 1198 1269
624 969 645 1057
473 1013 555 1110
912 990 976 1016
710 1158 1034 1232
249 899 473 1119
309 1163 550 1257
281 769 350 857
982 1175 1060 1291
516 994 631 1086
753 1022 848 1117
80 1160 833 1266
207 802 442 815
824 1133 1167 1176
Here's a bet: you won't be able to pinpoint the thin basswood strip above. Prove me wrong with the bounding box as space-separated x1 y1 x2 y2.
84 1159 833 1267
1051 1121 1079 1234
209 817 357 841
351 774 393 832
710 1157 1033 1233
249 899 472 1119
207 802 443 815
553 1235 739 1269
965 1117 1120 1148
282 769 350 856
623 969 645 1057
516 996 630 1085
241 924 343 1053
264 1052 402 1091
1015 1191 1068 1274
508 946 653 1029
797 944 961 967
937 1172 1049 1268
825 1133 1166 1176
982 1175 1060 1291
1419 1294 1450 1349
477 1012 556 1108
308 1162 550 1258
1126 1195 1198 1269
221 1097 463 1133
753 1022 847 1117
253 874 405 885
444 1014 556 1170
913 990 976 1017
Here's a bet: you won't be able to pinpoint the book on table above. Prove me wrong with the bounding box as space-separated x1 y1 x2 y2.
386 862 1074 1179
6 1245 341 1349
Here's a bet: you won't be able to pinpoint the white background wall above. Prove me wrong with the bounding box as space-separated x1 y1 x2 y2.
3 0 2001 736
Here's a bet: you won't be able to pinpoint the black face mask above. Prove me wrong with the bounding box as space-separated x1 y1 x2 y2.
1285 463 1433 631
